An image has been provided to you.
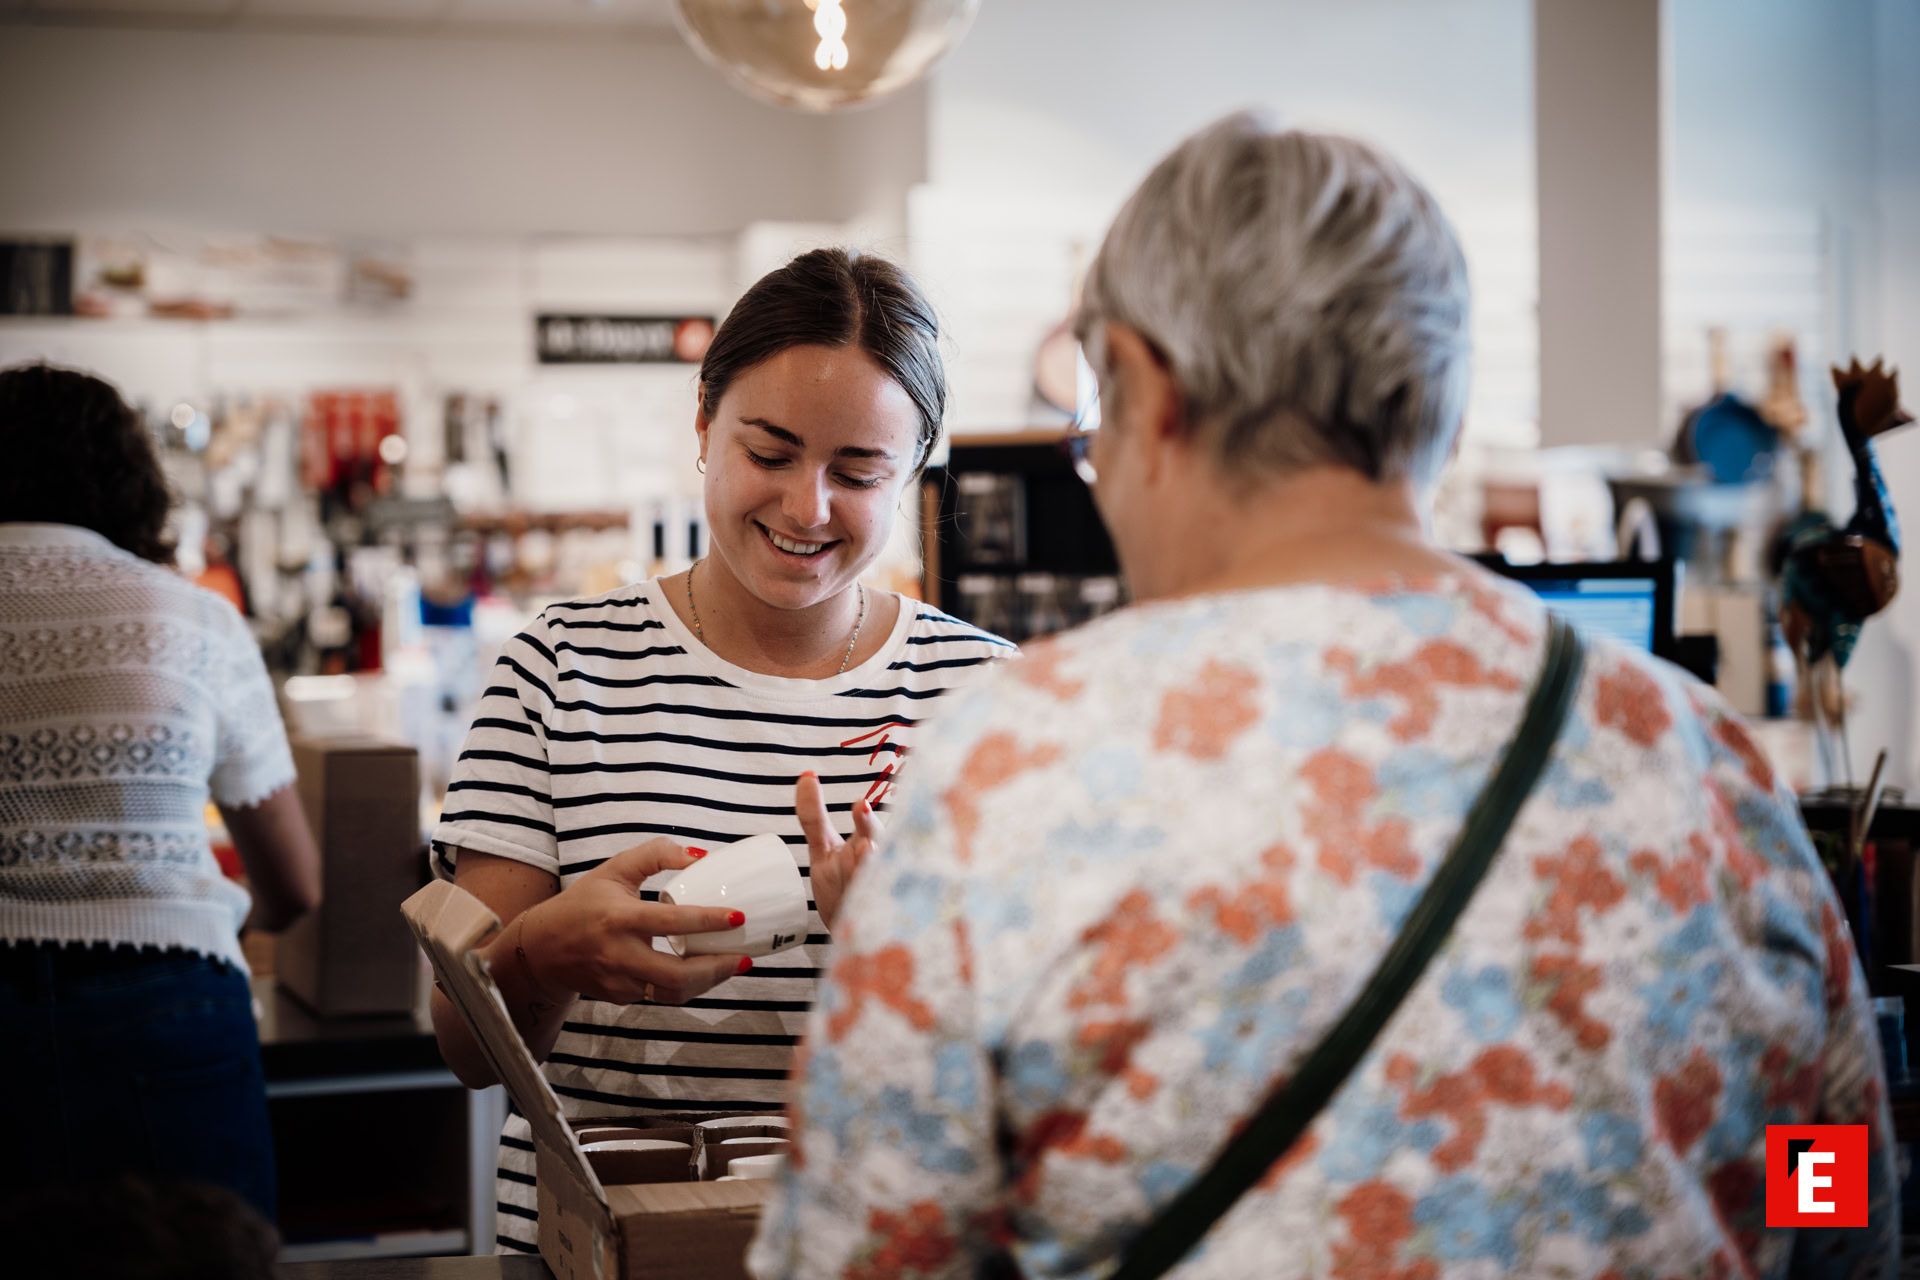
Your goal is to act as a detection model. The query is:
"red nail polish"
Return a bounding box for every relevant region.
[728,911,745,928]
[688,847,708,858]
[736,957,754,975]
[802,771,817,781]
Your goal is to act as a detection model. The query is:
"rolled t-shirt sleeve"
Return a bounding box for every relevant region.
[207,594,297,810]
[431,615,562,879]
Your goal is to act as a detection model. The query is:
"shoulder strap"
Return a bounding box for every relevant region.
[1106,613,1587,1280]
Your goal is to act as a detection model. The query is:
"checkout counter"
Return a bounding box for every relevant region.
[258,971,503,1263]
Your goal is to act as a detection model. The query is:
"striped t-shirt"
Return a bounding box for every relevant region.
[428,579,1013,1254]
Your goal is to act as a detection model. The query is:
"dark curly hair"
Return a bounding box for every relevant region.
[0,362,176,565]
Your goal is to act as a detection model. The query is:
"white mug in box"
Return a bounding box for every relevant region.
[660,833,809,959]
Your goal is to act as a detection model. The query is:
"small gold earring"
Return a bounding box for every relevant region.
[696,457,707,474]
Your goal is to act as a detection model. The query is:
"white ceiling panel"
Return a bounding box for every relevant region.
[242,0,447,20]
[25,0,239,14]
[443,0,676,27]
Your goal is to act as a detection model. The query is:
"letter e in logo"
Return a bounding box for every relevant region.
[1765,1124,1869,1228]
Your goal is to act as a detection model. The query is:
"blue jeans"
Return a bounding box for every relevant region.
[0,941,277,1221]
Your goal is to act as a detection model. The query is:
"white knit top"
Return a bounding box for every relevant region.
[0,523,296,970]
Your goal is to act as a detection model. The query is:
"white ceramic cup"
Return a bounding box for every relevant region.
[659,833,810,959]
[726,1153,786,1180]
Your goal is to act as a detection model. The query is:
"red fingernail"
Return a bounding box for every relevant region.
[728,911,745,928]
[736,957,754,974]
[802,771,817,781]
[688,847,708,858]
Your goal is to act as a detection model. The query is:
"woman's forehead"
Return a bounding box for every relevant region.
[721,345,921,453]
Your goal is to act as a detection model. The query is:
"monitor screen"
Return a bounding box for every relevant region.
[1517,575,1661,652]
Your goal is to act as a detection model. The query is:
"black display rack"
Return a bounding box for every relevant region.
[920,430,1125,644]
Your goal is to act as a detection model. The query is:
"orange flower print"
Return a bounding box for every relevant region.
[1329,639,1523,741]
[1384,1045,1571,1171]
[1713,714,1776,792]
[1759,1042,1820,1115]
[1153,659,1261,760]
[1012,1110,1129,1203]
[843,1201,959,1280]
[1300,749,1418,885]
[1593,659,1672,748]
[1529,953,1612,1051]
[1068,889,1179,1009]
[1010,638,1085,701]
[1256,1129,1319,1190]
[1628,836,1712,916]
[1330,1179,1436,1280]
[827,944,939,1043]
[1075,1017,1163,1100]
[1654,1047,1723,1155]
[1820,900,1853,1011]
[942,732,1063,862]
[1187,842,1296,942]
[1707,1157,1764,1259]
[1526,836,1627,947]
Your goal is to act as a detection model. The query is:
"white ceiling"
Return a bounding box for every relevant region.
[2,0,681,31]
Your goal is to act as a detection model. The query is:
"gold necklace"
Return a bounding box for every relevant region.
[685,559,867,676]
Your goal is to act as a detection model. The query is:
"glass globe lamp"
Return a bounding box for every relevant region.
[674,0,980,113]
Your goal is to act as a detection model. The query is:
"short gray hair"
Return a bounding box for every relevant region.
[1075,112,1472,488]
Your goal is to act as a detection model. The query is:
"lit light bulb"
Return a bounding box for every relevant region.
[674,0,979,113]
[813,0,847,72]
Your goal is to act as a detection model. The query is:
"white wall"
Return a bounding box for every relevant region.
[0,22,923,237]
[912,0,1538,439]
[1863,0,1920,795]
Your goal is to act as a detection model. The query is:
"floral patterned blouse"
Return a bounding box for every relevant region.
[748,576,1896,1280]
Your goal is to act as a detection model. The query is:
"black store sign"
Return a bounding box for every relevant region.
[536,313,716,365]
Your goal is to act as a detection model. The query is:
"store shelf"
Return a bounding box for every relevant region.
[279,1230,469,1264]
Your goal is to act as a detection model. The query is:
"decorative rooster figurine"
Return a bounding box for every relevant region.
[1778,358,1915,669]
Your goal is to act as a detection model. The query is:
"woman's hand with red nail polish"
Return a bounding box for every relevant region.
[796,775,888,931]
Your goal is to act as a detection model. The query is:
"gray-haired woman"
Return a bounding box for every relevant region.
[750,114,1895,1279]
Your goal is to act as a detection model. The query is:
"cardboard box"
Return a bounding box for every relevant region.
[278,737,422,1015]
[402,880,770,1280]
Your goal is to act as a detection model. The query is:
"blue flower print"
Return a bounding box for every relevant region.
[1414,1174,1525,1267]
[932,1042,980,1111]
[1376,748,1487,820]
[1545,756,1615,808]
[1079,745,1142,806]
[1197,976,1310,1080]
[1140,1160,1194,1211]
[800,1047,866,1150]
[1441,964,1522,1043]
[1640,958,1725,1041]
[1317,1092,1442,1182]
[1370,870,1424,932]
[889,871,949,936]
[1004,1040,1072,1114]
[869,1084,977,1175]
[1703,1037,1767,1162]
[1537,1168,1654,1243]
[1379,593,1459,637]
[1579,1111,1643,1174]
[1268,683,1346,751]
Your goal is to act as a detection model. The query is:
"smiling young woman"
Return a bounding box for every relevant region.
[425,248,1015,1257]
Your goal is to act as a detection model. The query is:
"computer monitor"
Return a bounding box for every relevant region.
[1476,557,1677,659]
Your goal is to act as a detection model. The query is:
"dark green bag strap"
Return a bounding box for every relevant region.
[1106,613,1586,1280]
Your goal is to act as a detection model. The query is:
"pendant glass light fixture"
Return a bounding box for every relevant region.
[674,0,981,113]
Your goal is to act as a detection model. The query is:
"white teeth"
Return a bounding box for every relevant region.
[767,530,826,555]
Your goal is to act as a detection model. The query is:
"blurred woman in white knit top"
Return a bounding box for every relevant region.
[0,362,321,1220]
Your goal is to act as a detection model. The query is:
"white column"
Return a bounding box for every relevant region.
[1534,0,1666,447]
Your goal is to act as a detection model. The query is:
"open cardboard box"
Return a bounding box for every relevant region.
[402,880,770,1280]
